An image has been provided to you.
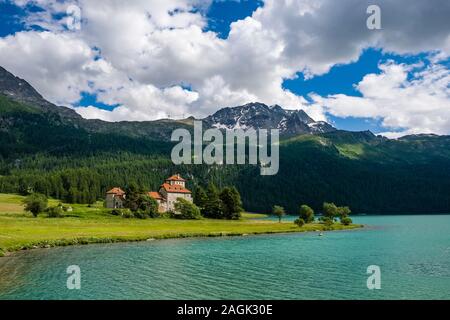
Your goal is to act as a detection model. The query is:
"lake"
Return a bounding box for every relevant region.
[0,215,449,300]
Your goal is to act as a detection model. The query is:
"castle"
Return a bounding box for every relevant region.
[105,174,192,212]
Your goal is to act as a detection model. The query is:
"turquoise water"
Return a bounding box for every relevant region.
[0,215,449,300]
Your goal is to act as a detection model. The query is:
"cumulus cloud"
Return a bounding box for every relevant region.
[78,83,199,121]
[0,31,97,105]
[0,0,448,134]
[312,61,450,137]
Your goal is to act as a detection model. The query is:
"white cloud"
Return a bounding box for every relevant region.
[0,0,449,132]
[312,61,450,136]
[0,31,96,105]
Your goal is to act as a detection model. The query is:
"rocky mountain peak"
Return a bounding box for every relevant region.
[0,66,46,107]
[202,102,336,136]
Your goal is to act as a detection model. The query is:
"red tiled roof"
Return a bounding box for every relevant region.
[166,174,186,182]
[148,191,163,200]
[160,183,191,194]
[106,187,125,195]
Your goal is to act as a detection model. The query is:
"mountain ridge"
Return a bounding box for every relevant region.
[2,66,449,142]
[0,66,346,139]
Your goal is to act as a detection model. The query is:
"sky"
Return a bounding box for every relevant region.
[0,0,449,137]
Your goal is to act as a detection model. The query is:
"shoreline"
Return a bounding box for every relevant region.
[0,223,363,257]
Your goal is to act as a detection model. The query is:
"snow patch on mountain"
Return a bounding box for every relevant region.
[203,102,336,136]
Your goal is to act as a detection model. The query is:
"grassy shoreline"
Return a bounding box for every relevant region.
[0,220,363,257]
[0,194,363,257]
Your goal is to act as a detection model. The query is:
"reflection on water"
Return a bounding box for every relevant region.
[0,215,449,300]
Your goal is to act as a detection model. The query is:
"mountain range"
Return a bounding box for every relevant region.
[1,66,450,214]
[0,66,335,138]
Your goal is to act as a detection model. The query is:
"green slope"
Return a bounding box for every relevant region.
[1,94,450,214]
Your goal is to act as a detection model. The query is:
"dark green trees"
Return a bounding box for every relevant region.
[193,186,208,212]
[123,183,158,218]
[136,195,159,217]
[203,183,223,219]
[196,183,243,220]
[220,187,243,220]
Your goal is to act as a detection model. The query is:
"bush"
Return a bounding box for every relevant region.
[46,206,64,218]
[321,216,334,228]
[294,218,305,227]
[341,216,353,226]
[147,209,161,219]
[122,210,133,219]
[110,209,121,216]
[174,198,202,220]
[133,210,149,219]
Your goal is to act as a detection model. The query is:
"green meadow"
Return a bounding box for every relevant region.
[0,194,361,256]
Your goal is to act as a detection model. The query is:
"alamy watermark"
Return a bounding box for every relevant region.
[366,265,381,290]
[66,265,81,290]
[367,5,381,30]
[171,121,279,176]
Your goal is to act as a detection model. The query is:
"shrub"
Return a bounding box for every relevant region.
[133,210,149,219]
[174,198,202,220]
[121,209,133,218]
[341,217,353,226]
[46,206,64,218]
[294,218,305,227]
[110,209,121,216]
[321,216,334,229]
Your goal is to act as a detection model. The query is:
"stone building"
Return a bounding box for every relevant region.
[105,175,192,212]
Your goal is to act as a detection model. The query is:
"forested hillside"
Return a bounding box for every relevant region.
[1,68,450,214]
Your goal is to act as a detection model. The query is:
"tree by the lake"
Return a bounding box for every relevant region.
[322,203,353,226]
[337,206,352,225]
[23,193,48,217]
[323,202,338,220]
[299,204,315,223]
[137,194,159,217]
[203,183,223,219]
[123,182,142,212]
[337,206,351,219]
[220,186,243,220]
[174,198,202,220]
[193,185,208,212]
[273,205,286,223]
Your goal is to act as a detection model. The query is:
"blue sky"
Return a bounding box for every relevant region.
[0,0,448,136]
